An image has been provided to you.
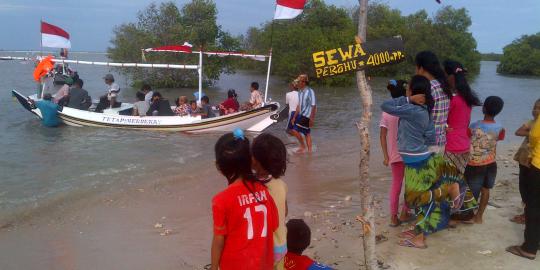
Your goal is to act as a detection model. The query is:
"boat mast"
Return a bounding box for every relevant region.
[198,48,203,104]
[264,49,272,104]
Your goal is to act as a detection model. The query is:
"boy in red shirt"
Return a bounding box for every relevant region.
[211,129,279,270]
[284,219,333,270]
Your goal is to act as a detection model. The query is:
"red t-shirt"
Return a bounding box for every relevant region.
[220,97,239,114]
[284,252,333,270]
[212,180,278,270]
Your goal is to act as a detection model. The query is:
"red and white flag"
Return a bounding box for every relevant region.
[274,0,307,19]
[143,42,193,53]
[41,21,71,49]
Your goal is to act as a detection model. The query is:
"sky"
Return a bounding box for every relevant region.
[0,0,538,53]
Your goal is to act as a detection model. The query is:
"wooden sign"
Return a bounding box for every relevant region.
[312,37,405,78]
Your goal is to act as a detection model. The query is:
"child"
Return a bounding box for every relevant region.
[379,79,410,226]
[200,96,216,119]
[381,75,463,249]
[252,133,288,269]
[189,100,199,115]
[464,96,505,224]
[511,99,540,224]
[211,129,279,270]
[284,219,333,270]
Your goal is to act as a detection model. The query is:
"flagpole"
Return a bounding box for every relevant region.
[39,18,44,99]
[264,6,277,104]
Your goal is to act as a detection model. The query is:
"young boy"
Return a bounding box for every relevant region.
[284,219,332,270]
[464,96,505,224]
[200,96,216,119]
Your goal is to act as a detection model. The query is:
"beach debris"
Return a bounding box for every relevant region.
[377,260,390,269]
[160,229,172,236]
[304,211,313,218]
[154,223,164,228]
[137,188,144,193]
[356,215,372,235]
[477,249,492,255]
[161,216,167,220]
[344,195,352,201]
[375,234,388,244]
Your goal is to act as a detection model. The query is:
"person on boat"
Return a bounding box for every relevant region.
[219,89,239,115]
[141,83,153,106]
[29,93,60,127]
[174,96,190,116]
[290,74,317,154]
[242,82,263,110]
[285,79,299,135]
[189,100,200,115]
[53,76,73,105]
[66,79,91,110]
[146,92,174,116]
[132,91,149,116]
[199,96,216,119]
[103,73,120,108]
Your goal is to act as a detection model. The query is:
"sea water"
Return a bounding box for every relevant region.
[0,52,539,224]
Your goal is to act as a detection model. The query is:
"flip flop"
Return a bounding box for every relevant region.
[506,245,535,260]
[398,230,417,239]
[398,238,427,249]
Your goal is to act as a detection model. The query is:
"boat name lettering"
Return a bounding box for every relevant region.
[102,116,161,125]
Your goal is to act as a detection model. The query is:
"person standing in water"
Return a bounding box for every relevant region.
[291,74,317,154]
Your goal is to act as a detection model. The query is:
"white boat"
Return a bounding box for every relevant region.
[6,46,287,132]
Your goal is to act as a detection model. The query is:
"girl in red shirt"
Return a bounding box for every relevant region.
[211,129,279,270]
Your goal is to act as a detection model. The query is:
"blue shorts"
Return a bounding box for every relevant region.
[464,162,497,199]
[293,115,311,135]
[286,111,296,130]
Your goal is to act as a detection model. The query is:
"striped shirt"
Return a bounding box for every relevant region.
[430,80,449,146]
[298,87,316,118]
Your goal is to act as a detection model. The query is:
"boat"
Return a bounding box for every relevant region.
[6,46,287,133]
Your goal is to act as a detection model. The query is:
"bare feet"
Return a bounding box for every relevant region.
[398,233,427,249]
[399,212,413,223]
[473,215,483,224]
[390,215,401,227]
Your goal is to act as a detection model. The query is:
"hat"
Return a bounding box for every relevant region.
[103,74,115,81]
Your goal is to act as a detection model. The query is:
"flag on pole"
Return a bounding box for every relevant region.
[41,21,71,49]
[274,0,307,19]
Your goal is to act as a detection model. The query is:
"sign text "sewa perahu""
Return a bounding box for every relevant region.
[312,37,405,78]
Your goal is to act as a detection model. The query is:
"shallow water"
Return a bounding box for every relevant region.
[0,53,539,224]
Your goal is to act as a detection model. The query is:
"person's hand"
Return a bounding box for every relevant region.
[383,157,389,166]
[291,117,296,125]
[409,94,426,105]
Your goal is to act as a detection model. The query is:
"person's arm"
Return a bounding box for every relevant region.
[380,126,390,166]
[291,105,300,125]
[380,96,414,119]
[210,234,225,270]
[515,123,530,137]
[530,118,540,151]
[309,105,317,127]
[132,106,139,116]
[425,119,436,146]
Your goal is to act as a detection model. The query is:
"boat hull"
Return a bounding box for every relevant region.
[12,90,280,132]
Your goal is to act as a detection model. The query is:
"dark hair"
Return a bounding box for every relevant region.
[175,97,180,106]
[443,60,481,107]
[201,96,210,103]
[141,83,152,92]
[74,78,84,87]
[251,82,259,90]
[410,75,434,114]
[252,133,287,178]
[215,133,254,184]
[227,89,237,99]
[152,92,162,99]
[136,91,145,101]
[415,51,451,98]
[483,96,504,117]
[189,100,197,105]
[286,219,311,254]
[43,93,53,101]
[387,79,407,98]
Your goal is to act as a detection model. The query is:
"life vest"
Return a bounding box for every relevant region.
[33,55,54,82]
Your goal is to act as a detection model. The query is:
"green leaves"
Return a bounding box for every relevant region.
[498,33,540,76]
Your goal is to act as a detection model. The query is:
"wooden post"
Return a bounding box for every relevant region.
[356,0,376,269]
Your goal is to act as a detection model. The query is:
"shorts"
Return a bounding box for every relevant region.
[293,115,310,135]
[464,162,497,199]
[286,111,296,130]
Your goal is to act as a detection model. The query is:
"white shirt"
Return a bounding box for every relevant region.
[285,90,299,115]
[144,91,153,105]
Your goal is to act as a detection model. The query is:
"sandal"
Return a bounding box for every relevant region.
[506,245,535,260]
[450,191,465,213]
[398,230,417,239]
[398,238,427,249]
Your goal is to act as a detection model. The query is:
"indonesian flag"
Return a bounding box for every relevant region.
[274,0,307,19]
[41,21,71,49]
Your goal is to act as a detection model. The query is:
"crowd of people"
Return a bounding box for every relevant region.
[378,50,539,260]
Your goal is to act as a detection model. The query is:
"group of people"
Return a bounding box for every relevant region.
[285,74,317,154]
[210,129,332,270]
[379,50,539,259]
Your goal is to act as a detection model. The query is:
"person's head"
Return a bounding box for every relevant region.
[103,73,114,84]
[73,78,83,88]
[443,60,481,107]
[482,96,504,118]
[151,92,162,101]
[290,79,299,91]
[286,219,311,255]
[250,82,259,92]
[214,129,253,184]
[415,51,451,98]
[408,75,434,113]
[251,133,287,178]
[43,93,53,101]
[227,89,237,99]
[532,99,540,119]
[141,83,152,93]
[201,96,210,104]
[297,74,309,88]
[386,79,407,98]
[190,100,197,110]
[136,91,145,101]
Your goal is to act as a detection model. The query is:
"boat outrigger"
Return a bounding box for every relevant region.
[5,46,286,133]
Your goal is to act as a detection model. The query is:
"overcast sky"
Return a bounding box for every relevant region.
[0,0,538,53]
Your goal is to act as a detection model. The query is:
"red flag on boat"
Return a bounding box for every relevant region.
[41,21,71,49]
[274,0,307,19]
